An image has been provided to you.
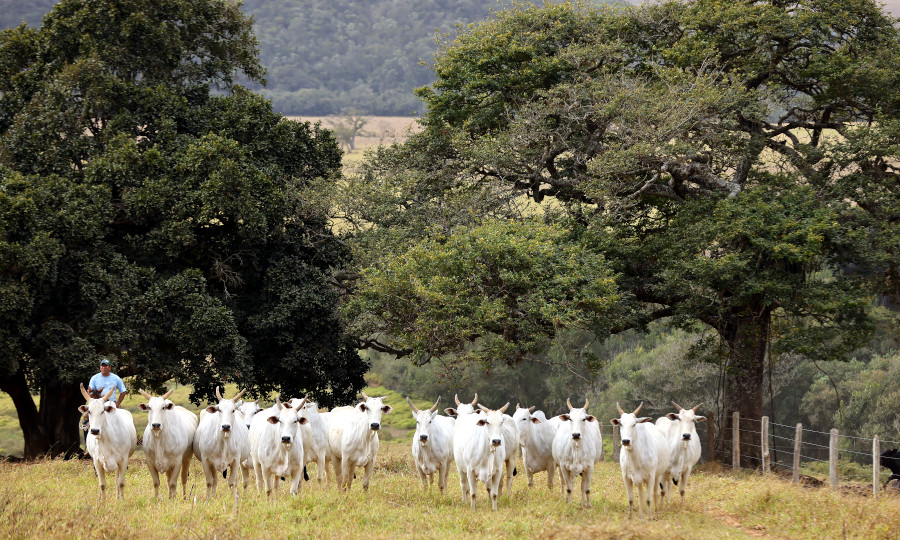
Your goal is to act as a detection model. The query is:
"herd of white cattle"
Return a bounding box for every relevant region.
[77,384,705,517]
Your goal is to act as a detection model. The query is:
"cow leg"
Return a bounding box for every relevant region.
[361,459,375,491]
[680,469,689,500]
[290,466,302,496]
[95,461,107,500]
[202,459,216,500]
[241,461,251,491]
[466,468,478,510]
[636,481,647,520]
[438,463,448,495]
[490,471,503,511]
[147,461,161,498]
[166,466,179,500]
[559,467,573,504]
[116,460,127,501]
[253,458,264,494]
[181,452,192,499]
[227,459,238,492]
[581,466,593,508]
[646,472,656,520]
[624,475,635,519]
[457,467,469,504]
[504,459,514,497]
[417,466,427,490]
[341,459,355,491]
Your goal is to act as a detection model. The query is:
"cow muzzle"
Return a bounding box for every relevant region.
[281,436,292,444]
[151,423,162,430]
[419,434,428,445]
[621,439,631,448]
[491,438,502,447]
[221,424,231,432]
[370,423,380,431]
[572,432,581,440]
[90,428,100,436]
[682,433,691,440]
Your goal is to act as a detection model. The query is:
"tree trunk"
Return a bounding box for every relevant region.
[0,370,50,459]
[39,378,85,458]
[720,307,770,469]
[0,370,85,459]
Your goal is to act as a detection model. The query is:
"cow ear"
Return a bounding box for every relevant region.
[358,403,368,412]
[530,417,541,424]
[610,418,620,426]
[586,415,596,422]
[667,413,678,421]
[696,416,707,422]
[559,414,570,422]
[165,402,175,410]
[381,405,392,414]
[476,419,487,426]
[206,406,218,414]
[78,405,88,414]
[104,404,116,413]
[267,416,279,424]
[298,417,308,425]
[138,403,149,411]
[444,408,457,417]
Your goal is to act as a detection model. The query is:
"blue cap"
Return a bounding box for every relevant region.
[100,358,110,366]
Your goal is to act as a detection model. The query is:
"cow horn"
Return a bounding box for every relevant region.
[498,402,509,413]
[478,404,490,414]
[528,406,535,413]
[102,386,115,401]
[139,389,153,400]
[429,396,440,414]
[567,398,573,411]
[361,391,370,400]
[672,401,684,411]
[162,389,174,400]
[455,394,461,405]
[616,402,625,415]
[470,393,478,406]
[406,397,420,414]
[633,402,643,415]
[293,396,308,411]
[233,389,246,401]
[80,383,92,401]
[583,398,589,410]
[692,403,703,412]
[215,386,223,401]
[275,395,283,410]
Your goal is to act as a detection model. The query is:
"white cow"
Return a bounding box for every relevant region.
[289,398,330,484]
[137,389,198,499]
[498,408,520,497]
[656,401,705,501]
[238,400,262,430]
[610,402,671,519]
[193,386,249,499]
[513,405,559,489]
[327,392,393,490]
[444,393,481,418]
[552,398,601,508]
[249,396,308,498]
[408,396,455,494]
[455,402,509,511]
[78,383,137,500]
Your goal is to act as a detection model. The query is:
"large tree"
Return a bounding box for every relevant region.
[342,0,899,465]
[0,0,367,459]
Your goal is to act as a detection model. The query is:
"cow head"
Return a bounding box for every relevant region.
[512,404,538,446]
[445,393,480,418]
[610,402,651,452]
[239,400,262,430]
[559,398,596,446]
[205,386,246,438]
[137,389,176,436]
[477,402,510,449]
[266,396,308,445]
[666,402,705,445]
[358,392,392,432]
[408,396,440,447]
[78,383,117,439]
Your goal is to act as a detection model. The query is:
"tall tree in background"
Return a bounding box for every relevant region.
[0,0,367,458]
[342,0,900,465]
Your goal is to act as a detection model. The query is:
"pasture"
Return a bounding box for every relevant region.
[1,382,898,538]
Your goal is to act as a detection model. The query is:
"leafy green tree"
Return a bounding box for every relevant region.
[344,0,900,465]
[0,0,366,458]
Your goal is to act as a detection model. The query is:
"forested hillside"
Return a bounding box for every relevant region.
[1,0,609,115]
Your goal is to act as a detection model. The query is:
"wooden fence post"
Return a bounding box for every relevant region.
[732,411,740,471]
[873,435,880,499]
[613,423,620,463]
[793,423,802,484]
[829,428,839,489]
[706,413,715,464]
[599,422,605,461]
[761,416,770,474]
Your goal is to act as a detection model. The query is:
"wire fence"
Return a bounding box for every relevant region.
[596,411,895,496]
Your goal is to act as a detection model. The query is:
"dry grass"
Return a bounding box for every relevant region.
[0,441,898,539]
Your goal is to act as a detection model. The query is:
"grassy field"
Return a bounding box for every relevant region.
[1,441,898,539]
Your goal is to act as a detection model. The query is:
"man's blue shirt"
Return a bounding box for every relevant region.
[88,373,126,401]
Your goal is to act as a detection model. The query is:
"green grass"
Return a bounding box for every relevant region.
[0,443,898,539]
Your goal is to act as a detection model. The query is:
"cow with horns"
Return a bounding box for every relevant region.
[326,391,393,490]
[552,398,601,508]
[408,396,455,494]
[137,389,199,499]
[656,402,705,502]
[610,402,671,519]
[79,383,137,500]
[249,396,309,498]
[193,386,249,499]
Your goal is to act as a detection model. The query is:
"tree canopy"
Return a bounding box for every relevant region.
[0,0,366,458]
[342,0,900,465]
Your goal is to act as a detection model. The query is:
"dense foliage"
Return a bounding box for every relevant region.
[343,0,900,465]
[0,0,366,458]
